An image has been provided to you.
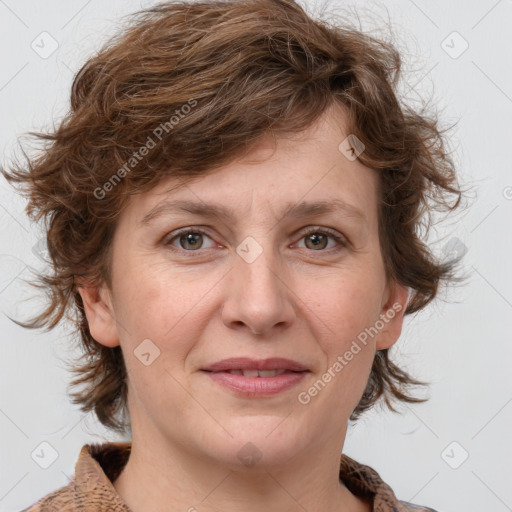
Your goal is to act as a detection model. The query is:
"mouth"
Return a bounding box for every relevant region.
[201,358,309,396]
[201,357,309,373]
[209,369,298,377]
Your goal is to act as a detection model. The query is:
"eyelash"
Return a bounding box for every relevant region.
[163,227,348,256]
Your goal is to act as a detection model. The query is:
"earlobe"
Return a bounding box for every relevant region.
[375,282,409,350]
[76,281,120,348]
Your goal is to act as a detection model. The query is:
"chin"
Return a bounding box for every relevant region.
[201,417,307,469]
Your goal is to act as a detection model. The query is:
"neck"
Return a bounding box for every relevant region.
[112,429,371,512]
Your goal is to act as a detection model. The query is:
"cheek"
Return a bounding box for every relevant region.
[113,258,217,357]
[305,267,384,395]
[312,281,380,406]
[309,269,385,340]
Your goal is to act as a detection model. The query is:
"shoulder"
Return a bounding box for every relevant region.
[19,442,133,512]
[339,453,440,512]
[397,500,440,511]
[19,484,74,512]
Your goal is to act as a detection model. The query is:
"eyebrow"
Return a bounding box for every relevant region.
[139,198,367,227]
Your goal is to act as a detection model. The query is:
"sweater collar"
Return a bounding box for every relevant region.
[73,442,409,512]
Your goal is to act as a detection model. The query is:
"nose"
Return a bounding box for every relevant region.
[221,246,296,336]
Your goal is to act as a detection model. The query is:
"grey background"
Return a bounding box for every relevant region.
[1,1,511,511]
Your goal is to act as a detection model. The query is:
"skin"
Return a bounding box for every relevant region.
[78,102,409,512]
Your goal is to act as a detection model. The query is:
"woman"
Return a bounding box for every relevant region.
[3,0,462,510]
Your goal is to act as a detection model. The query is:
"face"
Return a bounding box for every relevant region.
[79,102,408,469]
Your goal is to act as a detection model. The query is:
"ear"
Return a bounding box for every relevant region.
[375,281,410,350]
[76,279,120,348]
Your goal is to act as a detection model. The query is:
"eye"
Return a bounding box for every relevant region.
[164,227,348,255]
[165,229,217,252]
[295,227,347,252]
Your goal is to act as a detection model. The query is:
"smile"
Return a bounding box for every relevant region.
[218,369,290,377]
[202,369,308,396]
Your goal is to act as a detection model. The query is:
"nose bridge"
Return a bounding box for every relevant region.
[239,240,280,294]
[222,235,295,334]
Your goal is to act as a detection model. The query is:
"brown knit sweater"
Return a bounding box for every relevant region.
[20,442,438,511]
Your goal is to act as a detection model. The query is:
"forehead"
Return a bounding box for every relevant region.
[120,104,379,228]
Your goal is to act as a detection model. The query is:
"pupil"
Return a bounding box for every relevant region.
[308,233,326,249]
[183,233,201,249]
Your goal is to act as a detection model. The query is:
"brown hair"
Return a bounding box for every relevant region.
[2,0,463,434]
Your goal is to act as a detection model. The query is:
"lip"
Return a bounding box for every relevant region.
[201,358,309,397]
[204,371,308,397]
[201,357,309,372]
